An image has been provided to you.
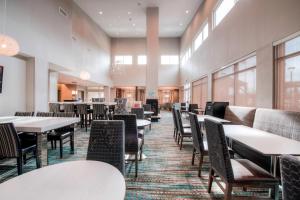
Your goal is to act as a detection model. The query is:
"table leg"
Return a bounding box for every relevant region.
[36,133,48,168]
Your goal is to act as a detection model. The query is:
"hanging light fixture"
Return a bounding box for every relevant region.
[0,0,20,56]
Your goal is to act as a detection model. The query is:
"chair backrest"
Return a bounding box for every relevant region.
[171,107,178,130]
[63,104,75,113]
[76,104,88,115]
[36,112,54,117]
[93,104,106,115]
[131,108,144,119]
[113,114,138,153]
[188,104,199,113]
[253,108,300,141]
[224,106,256,127]
[175,109,184,134]
[143,104,151,111]
[146,99,159,116]
[280,155,300,200]
[189,112,205,153]
[54,112,75,117]
[87,120,125,174]
[204,101,213,115]
[49,103,60,113]
[92,98,100,102]
[0,123,20,158]
[204,119,234,182]
[15,112,34,116]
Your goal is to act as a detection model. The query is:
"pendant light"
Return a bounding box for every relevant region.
[0,0,20,56]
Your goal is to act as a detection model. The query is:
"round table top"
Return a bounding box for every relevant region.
[0,161,126,200]
[137,119,151,127]
[144,111,154,115]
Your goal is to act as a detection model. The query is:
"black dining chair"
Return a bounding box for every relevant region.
[87,120,125,175]
[131,108,144,120]
[188,104,199,114]
[93,104,107,120]
[36,112,54,117]
[63,104,75,114]
[113,114,143,177]
[15,112,34,116]
[280,155,300,200]
[189,112,208,177]
[143,104,151,112]
[204,119,279,200]
[175,109,192,150]
[0,123,38,175]
[77,104,89,132]
[47,112,75,158]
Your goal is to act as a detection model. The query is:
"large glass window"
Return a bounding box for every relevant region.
[184,83,191,103]
[194,22,209,51]
[276,35,300,111]
[214,0,239,27]
[213,55,256,106]
[192,76,208,110]
[114,55,132,65]
[161,55,179,65]
[138,55,147,65]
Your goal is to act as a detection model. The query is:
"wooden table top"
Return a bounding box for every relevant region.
[223,125,300,156]
[0,116,80,133]
[0,161,126,200]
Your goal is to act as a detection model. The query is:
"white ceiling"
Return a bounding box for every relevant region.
[74,0,203,38]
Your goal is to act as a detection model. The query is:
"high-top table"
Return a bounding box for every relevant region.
[223,125,300,176]
[0,116,80,167]
[197,115,231,124]
[0,161,126,200]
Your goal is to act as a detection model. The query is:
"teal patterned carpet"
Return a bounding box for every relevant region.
[0,111,275,199]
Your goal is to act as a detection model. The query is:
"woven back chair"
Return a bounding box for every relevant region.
[93,104,107,119]
[87,120,125,174]
[143,104,151,111]
[36,112,54,117]
[15,112,34,116]
[171,107,179,139]
[280,155,300,200]
[131,108,144,119]
[76,104,89,131]
[99,98,105,102]
[189,104,199,114]
[63,104,75,113]
[49,103,60,113]
[92,98,100,102]
[54,112,76,118]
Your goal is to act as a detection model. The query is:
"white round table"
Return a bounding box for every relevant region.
[0,161,126,200]
[137,119,151,128]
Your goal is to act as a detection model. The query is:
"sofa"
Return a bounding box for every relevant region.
[224,106,300,174]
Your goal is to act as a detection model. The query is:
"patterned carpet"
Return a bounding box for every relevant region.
[0,111,275,199]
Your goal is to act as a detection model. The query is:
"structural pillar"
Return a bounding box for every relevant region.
[146,7,159,98]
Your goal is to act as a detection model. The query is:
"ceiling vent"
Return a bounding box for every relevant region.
[59,6,68,17]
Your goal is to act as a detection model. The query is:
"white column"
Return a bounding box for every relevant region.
[48,71,59,102]
[146,7,159,99]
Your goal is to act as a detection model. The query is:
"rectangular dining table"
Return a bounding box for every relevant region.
[223,125,300,176]
[0,116,80,167]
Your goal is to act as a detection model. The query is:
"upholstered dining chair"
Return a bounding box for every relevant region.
[36,112,54,117]
[47,112,75,158]
[175,109,192,150]
[87,120,125,175]
[0,123,38,175]
[113,114,143,177]
[131,108,144,120]
[204,119,279,200]
[280,155,300,200]
[189,112,208,177]
[63,104,75,114]
[143,104,151,111]
[77,104,89,132]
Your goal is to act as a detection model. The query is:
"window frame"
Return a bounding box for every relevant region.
[213,0,239,29]
[193,20,209,52]
[114,55,133,65]
[161,55,179,65]
[137,55,147,65]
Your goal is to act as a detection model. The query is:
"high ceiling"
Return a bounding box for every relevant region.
[74,0,203,38]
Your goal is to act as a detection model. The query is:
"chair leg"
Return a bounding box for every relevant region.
[274,184,279,200]
[59,139,63,159]
[180,136,183,150]
[224,183,232,200]
[85,114,88,132]
[198,154,204,177]
[70,133,74,154]
[139,146,143,161]
[135,153,138,177]
[192,148,196,165]
[54,141,57,149]
[17,156,23,175]
[208,168,214,193]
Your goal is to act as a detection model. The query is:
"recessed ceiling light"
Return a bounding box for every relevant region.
[99,11,103,15]
[128,11,131,15]
[132,23,136,27]
[185,10,189,14]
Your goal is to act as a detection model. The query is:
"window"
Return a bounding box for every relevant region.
[138,55,147,65]
[213,55,256,106]
[214,0,239,27]
[114,55,132,65]
[161,55,179,65]
[276,35,300,111]
[194,22,209,51]
[184,83,191,103]
[192,76,208,109]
